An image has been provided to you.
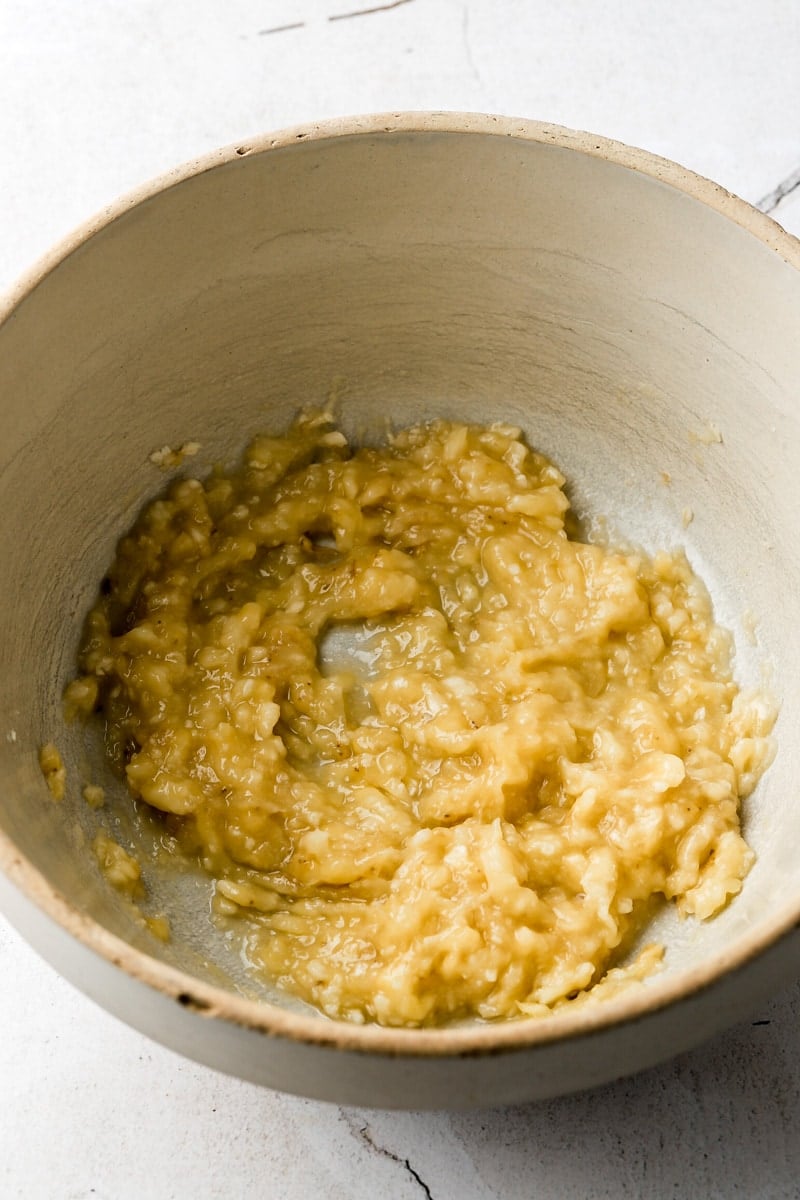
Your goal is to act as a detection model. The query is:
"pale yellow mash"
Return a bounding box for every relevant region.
[68,411,775,1025]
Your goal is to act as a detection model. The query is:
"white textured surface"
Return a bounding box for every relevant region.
[2,3,800,1197]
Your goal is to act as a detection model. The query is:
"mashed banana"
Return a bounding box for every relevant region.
[68,411,775,1025]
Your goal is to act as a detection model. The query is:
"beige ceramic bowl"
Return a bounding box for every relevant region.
[2,113,800,1110]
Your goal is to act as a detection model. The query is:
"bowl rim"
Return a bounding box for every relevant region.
[2,110,800,1058]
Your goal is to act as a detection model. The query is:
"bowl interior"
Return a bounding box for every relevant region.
[2,120,799,1018]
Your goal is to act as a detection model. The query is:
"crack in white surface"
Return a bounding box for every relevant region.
[258,0,414,35]
[329,0,416,20]
[258,21,306,36]
[756,164,800,214]
[342,1111,435,1199]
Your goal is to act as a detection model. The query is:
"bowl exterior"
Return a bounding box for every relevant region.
[2,113,800,1106]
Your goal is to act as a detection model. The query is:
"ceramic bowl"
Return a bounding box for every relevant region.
[2,113,800,1109]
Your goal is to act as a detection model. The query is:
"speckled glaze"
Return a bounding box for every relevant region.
[1,113,800,1108]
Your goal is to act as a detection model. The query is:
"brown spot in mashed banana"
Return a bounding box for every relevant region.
[67,411,776,1026]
